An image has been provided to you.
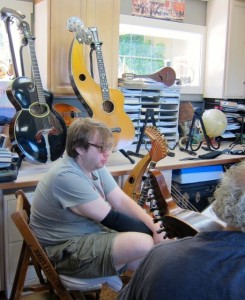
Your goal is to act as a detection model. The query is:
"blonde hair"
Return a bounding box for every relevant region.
[66,118,113,157]
[212,160,245,232]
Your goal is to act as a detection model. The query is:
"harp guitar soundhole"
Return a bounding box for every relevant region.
[102,100,114,113]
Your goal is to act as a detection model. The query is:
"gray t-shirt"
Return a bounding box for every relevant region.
[29,155,117,247]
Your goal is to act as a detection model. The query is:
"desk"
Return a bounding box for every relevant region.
[0,142,244,190]
[0,142,244,297]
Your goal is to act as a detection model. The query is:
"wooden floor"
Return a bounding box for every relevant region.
[0,286,117,300]
[99,286,118,300]
[0,273,133,300]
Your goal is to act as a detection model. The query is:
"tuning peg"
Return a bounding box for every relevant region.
[149,199,158,209]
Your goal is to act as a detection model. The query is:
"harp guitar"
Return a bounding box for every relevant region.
[123,126,168,204]
[67,17,135,150]
[147,169,224,239]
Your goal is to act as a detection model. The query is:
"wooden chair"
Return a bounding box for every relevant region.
[10,190,123,300]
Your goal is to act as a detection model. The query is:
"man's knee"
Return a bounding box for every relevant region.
[132,232,154,253]
[112,232,154,271]
[113,232,154,258]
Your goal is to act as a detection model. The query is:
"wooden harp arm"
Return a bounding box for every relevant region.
[149,169,177,211]
[123,153,151,201]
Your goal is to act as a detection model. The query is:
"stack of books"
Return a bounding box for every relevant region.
[0,148,19,167]
[0,148,19,182]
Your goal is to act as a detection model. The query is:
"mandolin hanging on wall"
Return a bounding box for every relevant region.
[53,103,87,127]
[122,67,176,87]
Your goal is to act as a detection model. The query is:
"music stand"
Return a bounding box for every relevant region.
[127,108,157,158]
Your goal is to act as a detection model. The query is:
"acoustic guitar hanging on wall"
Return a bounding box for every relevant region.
[1,8,67,164]
[67,17,135,150]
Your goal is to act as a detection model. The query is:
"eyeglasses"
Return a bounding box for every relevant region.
[87,143,111,153]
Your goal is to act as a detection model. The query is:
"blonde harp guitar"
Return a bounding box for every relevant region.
[67,17,135,150]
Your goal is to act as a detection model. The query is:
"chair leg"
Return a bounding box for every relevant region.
[10,242,32,300]
[83,289,101,300]
[95,289,101,300]
[69,290,86,300]
[10,242,54,299]
[30,253,46,285]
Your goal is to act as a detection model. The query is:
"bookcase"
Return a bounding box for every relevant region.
[121,85,180,149]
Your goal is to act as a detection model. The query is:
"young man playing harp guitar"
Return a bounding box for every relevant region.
[118,160,245,299]
[29,118,165,286]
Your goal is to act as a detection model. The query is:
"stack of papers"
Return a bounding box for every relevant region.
[0,148,12,168]
[221,131,236,138]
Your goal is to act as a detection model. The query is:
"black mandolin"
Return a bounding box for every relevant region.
[1,8,67,164]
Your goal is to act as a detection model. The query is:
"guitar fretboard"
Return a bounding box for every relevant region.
[23,21,46,105]
[89,27,110,101]
[28,39,46,104]
[95,45,110,100]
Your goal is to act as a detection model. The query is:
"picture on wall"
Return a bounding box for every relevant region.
[132,0,185,22]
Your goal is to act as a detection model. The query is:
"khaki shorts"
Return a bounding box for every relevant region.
[45,232,120,278]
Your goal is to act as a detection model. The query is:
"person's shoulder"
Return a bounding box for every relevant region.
[96,166,111,176]
[50,156,81,178]
[58,155,80,171]
[146,236,196,257]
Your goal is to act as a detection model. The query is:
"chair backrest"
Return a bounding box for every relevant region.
[11,190,75,300]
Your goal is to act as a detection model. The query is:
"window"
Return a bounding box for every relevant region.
[0,20,16,81]
[0,15,29,80]
[0,15,31,127]
[0,19,19,126]
[119,34,166,76]
[119,14,206,94]
[0,2,34,128]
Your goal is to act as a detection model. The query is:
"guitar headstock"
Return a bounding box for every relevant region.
[67,16,84,33]
[144,126,168,163]
[20,21,34,41]
[1,8,33,44]
[0,7,25,23]
[67,16,92,45]
[88,27,101,45]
